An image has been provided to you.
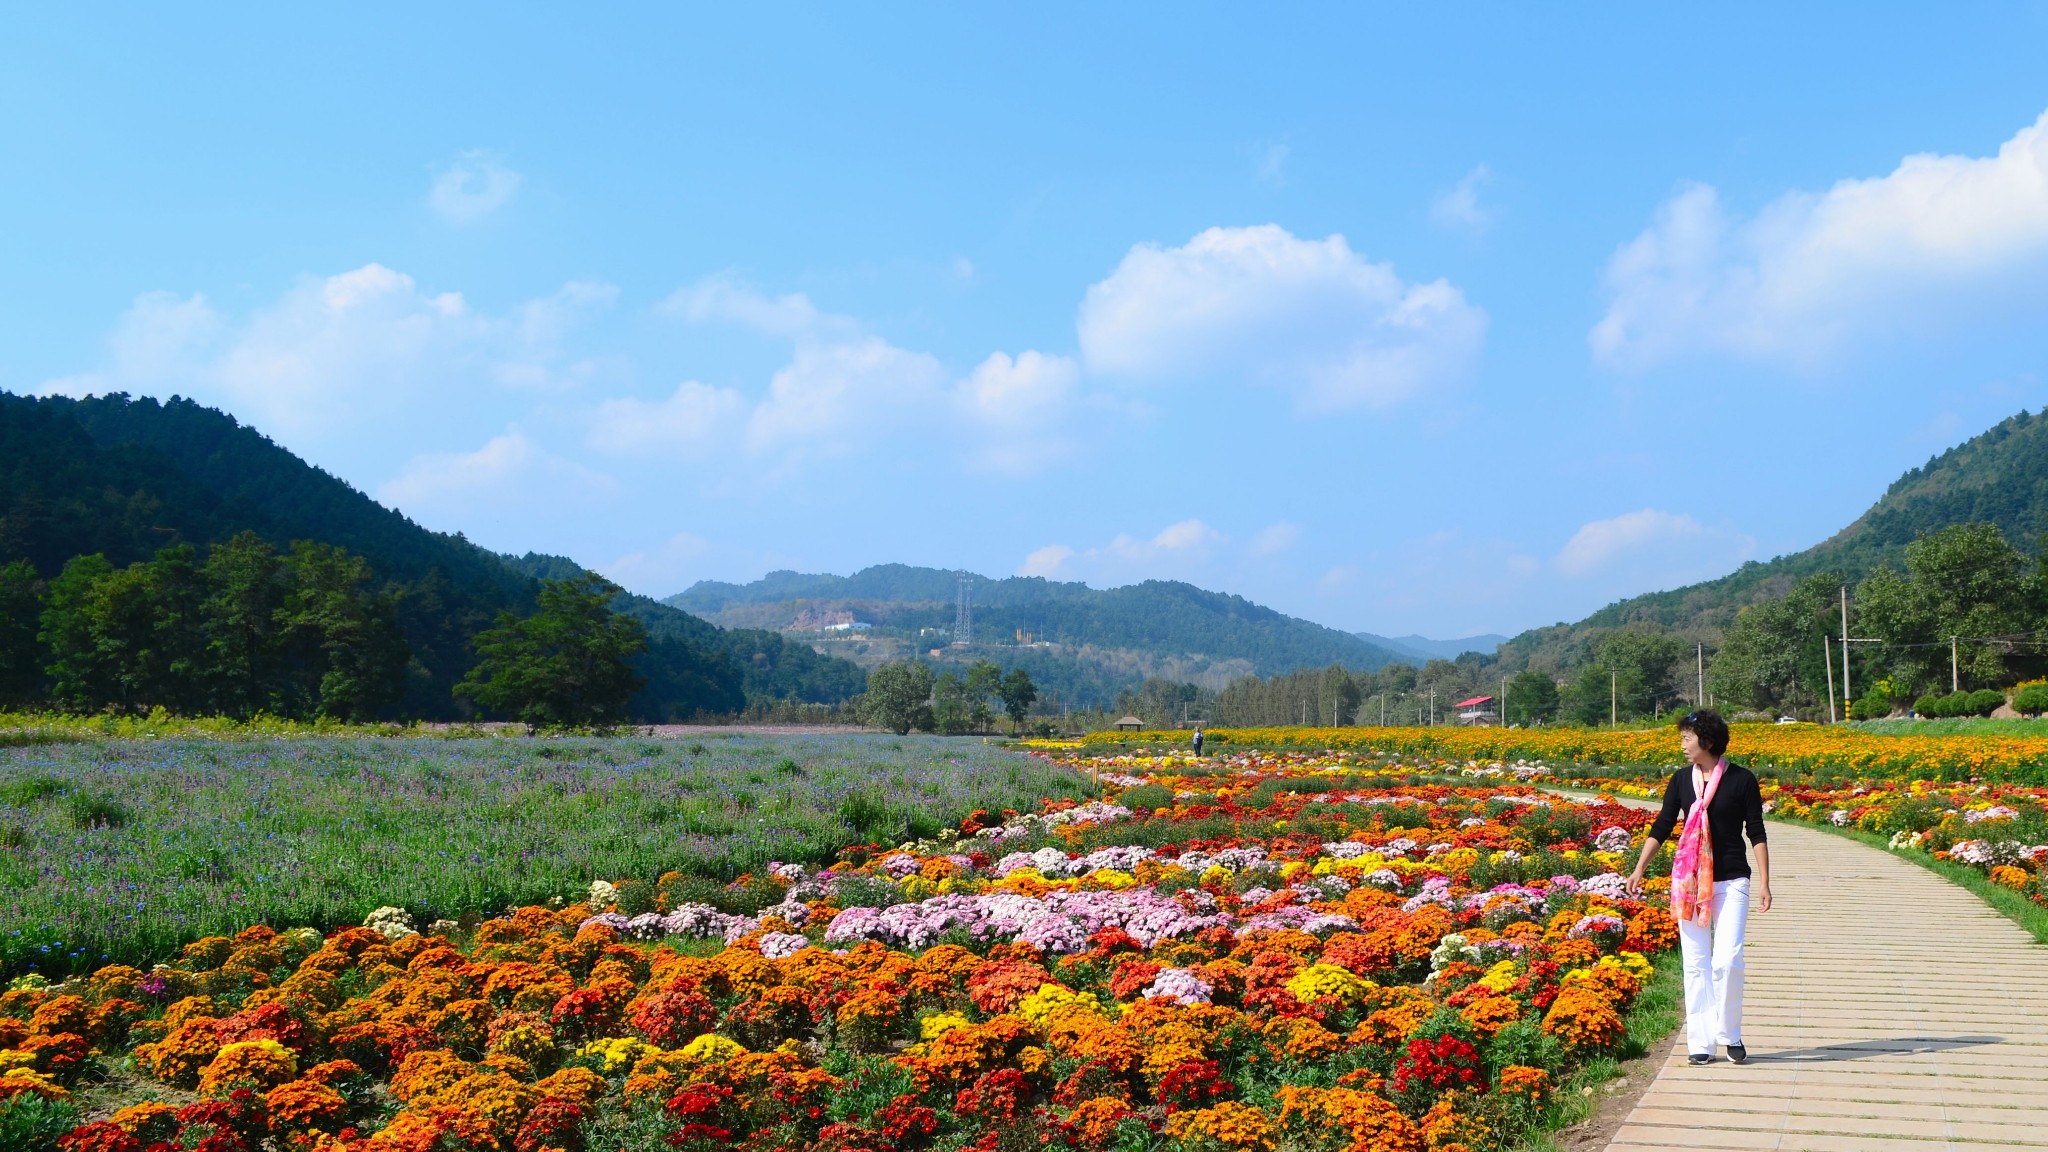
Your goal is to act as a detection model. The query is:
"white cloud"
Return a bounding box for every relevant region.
[658,276,836,338]
[1150,519,1220,551]
[1249,522,1300,556]
[1430,165,1494,234]
[1555,509,1704,576]
[39,290,222,399]
[746,337,948,451]
[958,350,1078,429]
[1077,224,1486,411]
[495,281,620,390]
[1015,520,1223,584]
[1257,143,1290,186]
[954,350,1083,475]
[604,532,715,595]
[587,381,745,457]
[44,264,618,445]
[1018,544,1075,578]
[210,264,478,434]
[429,151,522,224]
[1592,108,2048,371]
[379,429,615,524]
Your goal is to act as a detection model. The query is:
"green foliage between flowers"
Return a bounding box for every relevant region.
[0,1094,78,1152]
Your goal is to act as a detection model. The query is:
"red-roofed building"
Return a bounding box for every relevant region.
[1454,694,1496,726]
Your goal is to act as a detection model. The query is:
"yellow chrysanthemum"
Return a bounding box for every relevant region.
[679,1033,747,1062]
[1477,959,1521,993]
[1018,983,1106,1025]
[1283,963,1370,1006]
[920,1011,971,1040]
[577,1036,658,1074]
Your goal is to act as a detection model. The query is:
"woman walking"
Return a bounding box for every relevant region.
[1625,709,1772,1065]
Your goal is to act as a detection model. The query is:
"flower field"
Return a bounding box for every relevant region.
[14,747,1678,1152]
[0,734,1089,978]
[1082,724,2048,784]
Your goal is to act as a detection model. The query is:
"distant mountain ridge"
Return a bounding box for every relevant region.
[1355,632,1507,662]
[1494,407,2048,672]
[669,565,1411,705]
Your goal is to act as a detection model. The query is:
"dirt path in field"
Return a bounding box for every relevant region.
[1595,803,2048,1152]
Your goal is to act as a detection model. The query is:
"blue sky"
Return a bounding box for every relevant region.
[7,5,2048,639]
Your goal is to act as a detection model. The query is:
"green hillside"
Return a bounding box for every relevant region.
[1494,406,2048,676]
[0,391,861,718]
[670,564,1406,708]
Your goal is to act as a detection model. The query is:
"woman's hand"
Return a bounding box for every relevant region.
[1625,871,1645,900]
[1758,883,1772,912]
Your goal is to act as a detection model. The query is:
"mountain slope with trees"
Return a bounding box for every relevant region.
[1499,408,2048,671]
[1474,408,2048,721]
[0,391,861,719]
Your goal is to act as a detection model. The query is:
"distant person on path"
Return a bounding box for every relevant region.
[1625,709,1772,1066]
[1191,728,1204,756]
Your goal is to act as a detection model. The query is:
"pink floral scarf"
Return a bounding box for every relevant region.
[1669,758,1726,928]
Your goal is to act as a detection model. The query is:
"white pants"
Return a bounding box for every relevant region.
[1678,877,1749,1055]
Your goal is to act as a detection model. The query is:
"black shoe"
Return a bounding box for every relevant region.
[1687,1053,1712,1066]
[1726,1044,1748,1065]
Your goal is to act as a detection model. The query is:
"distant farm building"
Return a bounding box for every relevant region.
[1454,695,1497,725]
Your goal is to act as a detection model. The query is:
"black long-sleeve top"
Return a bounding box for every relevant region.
[1647,762,1768,881]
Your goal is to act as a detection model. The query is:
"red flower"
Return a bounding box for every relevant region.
[631,986,721,1047]
[58,1122,144,1152]
[665,1083,737,1147]
[1392,1035,1483,1096]
[876,1095,939,1146]
[1156,1059,1232,1113]
[956,1068,1031,1123]
[516,1094,595,1152]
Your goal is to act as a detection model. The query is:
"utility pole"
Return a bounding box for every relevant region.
[1951,636,1960,693]
[1610,671,1617,726]
[1823,637,1837,723]
[1380,693,1386,726]
[1696,643,1705,708]
[1500,675,1507,727]
[1429,689,1435,726]
[1839,585,1851,707]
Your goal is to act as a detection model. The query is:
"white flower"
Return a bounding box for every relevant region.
[759,932,811,960]
[364,906,417,939]
[587,880,621,909]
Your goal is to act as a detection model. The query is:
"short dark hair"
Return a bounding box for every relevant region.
[1678,709,1730,756]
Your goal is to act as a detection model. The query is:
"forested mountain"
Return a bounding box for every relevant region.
[670,565,1406,708]
[1433,407,2048,725]
[1494,408,2048,678]
[0,391,861,719]
[500,553,863,707]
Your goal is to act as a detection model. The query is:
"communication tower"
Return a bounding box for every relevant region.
[952,574,972,647]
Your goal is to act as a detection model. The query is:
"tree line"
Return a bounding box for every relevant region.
[1709,522,2048,718]
[0,533,659,727]
[858,659,1039,735]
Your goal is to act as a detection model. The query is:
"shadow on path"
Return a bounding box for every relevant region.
[1749,1035,2004,1063]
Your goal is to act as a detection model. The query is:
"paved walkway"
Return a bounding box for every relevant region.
[1600,808,2048,1152]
